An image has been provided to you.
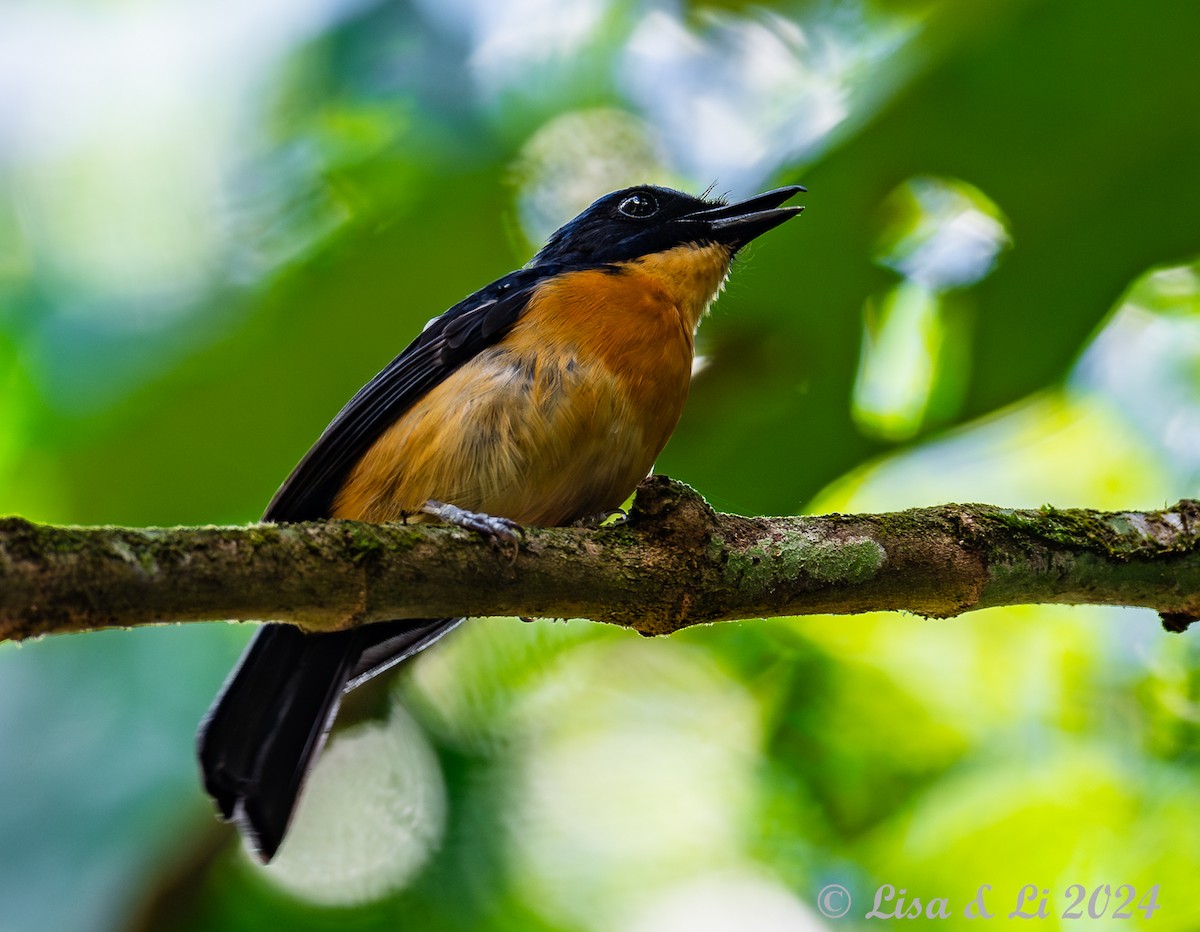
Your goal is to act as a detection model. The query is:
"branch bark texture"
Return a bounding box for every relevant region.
[2,477,1198,643]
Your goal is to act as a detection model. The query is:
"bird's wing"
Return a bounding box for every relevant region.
[263,266,550,522]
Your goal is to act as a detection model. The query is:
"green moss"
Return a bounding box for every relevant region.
[344,523,387,563]
[725,534,885,591]
[988,504,1200,558]
[1041,506,1126,551]
[0,518,90,560]
[338,521,425,564]
[245,525,282,547]
[137,546,158,573]
[869,510,935,536]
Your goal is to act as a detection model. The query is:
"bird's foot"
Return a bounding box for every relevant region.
[421,500,523,550]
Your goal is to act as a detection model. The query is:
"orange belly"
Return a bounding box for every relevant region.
[332,267,698,526]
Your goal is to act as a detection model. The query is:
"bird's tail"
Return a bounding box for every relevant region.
[197,617,461,861]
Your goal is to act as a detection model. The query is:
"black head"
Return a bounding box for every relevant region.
[530,184,805,268]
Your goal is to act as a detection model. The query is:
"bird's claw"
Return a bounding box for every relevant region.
[421,500,523,550]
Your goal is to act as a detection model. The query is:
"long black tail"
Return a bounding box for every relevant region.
[197,617,461,861]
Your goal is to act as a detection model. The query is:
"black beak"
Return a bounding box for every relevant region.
[685,185,806,249]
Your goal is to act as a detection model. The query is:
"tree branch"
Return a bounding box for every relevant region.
[2,476,1198,643]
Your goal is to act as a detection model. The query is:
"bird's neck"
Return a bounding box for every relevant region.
[626,242,734,334]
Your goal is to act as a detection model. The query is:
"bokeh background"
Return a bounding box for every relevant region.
[2,0,1200,929]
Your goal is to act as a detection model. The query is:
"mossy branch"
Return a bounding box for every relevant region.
[2,476,1198,643]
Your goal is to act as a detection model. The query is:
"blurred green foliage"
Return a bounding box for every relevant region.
[2,0,1200,929]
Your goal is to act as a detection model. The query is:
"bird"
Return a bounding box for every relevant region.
[197,182,805,861]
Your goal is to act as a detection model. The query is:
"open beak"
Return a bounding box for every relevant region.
[685,185,806,249]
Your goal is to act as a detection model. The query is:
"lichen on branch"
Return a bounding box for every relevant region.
[1,476,1198,643]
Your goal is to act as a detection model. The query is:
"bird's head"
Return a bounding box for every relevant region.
[530,184,804,268]
[530,184,804,330]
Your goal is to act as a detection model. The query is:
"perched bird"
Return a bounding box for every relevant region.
[198,183,804,860]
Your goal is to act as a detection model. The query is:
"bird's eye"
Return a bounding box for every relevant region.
[617,192,660,219]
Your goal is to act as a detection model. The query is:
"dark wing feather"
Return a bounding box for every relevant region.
[199,265,553,860]
[263,267,550,522]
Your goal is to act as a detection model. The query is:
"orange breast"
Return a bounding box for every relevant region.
[332,262,718,526]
